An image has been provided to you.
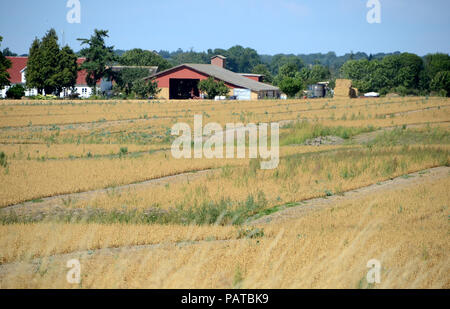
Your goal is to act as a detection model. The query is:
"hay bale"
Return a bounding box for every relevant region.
[334,79,357,99]
[350,87,358,98]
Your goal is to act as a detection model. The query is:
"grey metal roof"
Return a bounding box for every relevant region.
[110,66,158,75]
[148,64,279,92]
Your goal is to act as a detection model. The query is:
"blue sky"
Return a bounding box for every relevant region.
[0,0,449,56]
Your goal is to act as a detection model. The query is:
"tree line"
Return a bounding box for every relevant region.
[159,47,450,97]
[341,53,450,96]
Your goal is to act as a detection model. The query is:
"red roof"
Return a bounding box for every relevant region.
[6,57,27,84]
[5,56,97,86]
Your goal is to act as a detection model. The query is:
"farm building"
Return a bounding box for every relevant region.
[0,57,38,98]
[0,57,108,99]
[146,55,280,100]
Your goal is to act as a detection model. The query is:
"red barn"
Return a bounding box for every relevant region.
[146,55,280,100]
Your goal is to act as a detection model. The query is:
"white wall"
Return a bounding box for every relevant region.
[0,84,94,99]
[75,86,93,98]
[0,68,97,99]
[25,88,37,96]
[0,85,39,98]
[58,86,94,98]
[0,86,10,98]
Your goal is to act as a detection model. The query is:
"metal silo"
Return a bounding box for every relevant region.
[313,84,325,98]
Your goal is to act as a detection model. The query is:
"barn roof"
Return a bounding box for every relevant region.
[6,57,28,84]
[148,64,279,92]
[108,65,158,74]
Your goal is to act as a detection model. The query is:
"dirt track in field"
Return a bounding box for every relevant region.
[248,166,450,225]
[0,169,216,216]
[0,165,448,271]
[1,121,446,215]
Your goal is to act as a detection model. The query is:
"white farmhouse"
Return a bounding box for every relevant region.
[0,56,97,99]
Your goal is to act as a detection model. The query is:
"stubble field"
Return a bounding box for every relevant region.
[0,96,448,288]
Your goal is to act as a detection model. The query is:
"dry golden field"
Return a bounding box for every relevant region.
[0,97,449,289]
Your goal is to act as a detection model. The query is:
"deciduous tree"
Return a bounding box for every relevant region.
[430,71,450,97]
[252,64,273,84]
[278,77,303,98]
[131,78,160,99]
[115,68,150,95]
[198,77,229,99]
[120,49,171,71]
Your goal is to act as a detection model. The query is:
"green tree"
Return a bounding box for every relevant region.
[120,48,172,71]
[269,54,304,75]
[26,30,78,95]
[198,77,229,99]
[381,53,423,90]
[298,65,331,85]
[53,45,78,95]
[340,53,425,94]
[2,48,17,57]
[340,59,372,81]
[115,68,150,95]
[278,77,303,98]
[222,45,261,73]
[26,38,44,94]
[40,29,60,95]
[116,49,172,95]
[0,36,12,90]
[131,78,160,99]
[423,53,450,82]
[278,63,298,79]
[6,84,25,99]
[78,29,116,94]
[423,53,450,91]
[430,71,450,97]
[252,64,273,84]
[274,63,300,86]
[168,49,211,66]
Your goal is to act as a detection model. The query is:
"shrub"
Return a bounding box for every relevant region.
[29,94,58,100]
[132,79,160,99]
[0,151,7,168]
[237,227,265,239]
[119,147,128,156]
[6,84,25,99]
